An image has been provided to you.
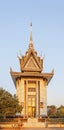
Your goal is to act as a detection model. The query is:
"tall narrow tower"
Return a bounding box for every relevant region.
[10,24,54,118]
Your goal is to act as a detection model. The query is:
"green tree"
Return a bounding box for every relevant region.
[47,105,57,117]
[0,88,22,117]
[56,105,64,117]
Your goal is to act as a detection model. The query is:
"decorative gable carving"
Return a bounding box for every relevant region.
[24,56,39,70]
[20,50,43,72]
[19,46,43,72]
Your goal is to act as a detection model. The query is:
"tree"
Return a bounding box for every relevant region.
[47,105,57,117]
[56,105,64,117]
[0,88,22,117]
[47,105,64,117]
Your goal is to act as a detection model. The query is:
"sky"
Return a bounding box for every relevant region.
[0,0,64,107]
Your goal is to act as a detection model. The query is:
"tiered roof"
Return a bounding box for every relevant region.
[10,23,54,86]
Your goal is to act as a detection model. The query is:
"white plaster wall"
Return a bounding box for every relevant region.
[16,78,47,117]
[40,79,47,116]
[16,78,24,115]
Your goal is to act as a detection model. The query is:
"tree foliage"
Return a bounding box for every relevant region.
[56,105,64,117]
[47,105,64,117]
[47,105,57,117]
[0,88,22,117]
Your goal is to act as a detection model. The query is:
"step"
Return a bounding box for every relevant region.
[23,118,45,128]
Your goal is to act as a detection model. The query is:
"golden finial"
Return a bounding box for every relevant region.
[29,22,34,49]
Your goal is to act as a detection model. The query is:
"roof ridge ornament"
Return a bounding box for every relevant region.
[29,22,34,49]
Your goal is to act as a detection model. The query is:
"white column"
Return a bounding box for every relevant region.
[26,80,28,117]
[36,81,38,117]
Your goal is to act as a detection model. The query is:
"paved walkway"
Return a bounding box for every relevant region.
[1,128,64,130]
[23,128,64,130]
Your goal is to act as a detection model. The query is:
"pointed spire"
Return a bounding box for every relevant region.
[29,22,34,49]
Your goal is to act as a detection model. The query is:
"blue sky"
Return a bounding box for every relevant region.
[0,0,64,107]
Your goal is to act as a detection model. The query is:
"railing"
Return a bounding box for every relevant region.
[0,117,27,129]
[47,117,64,124]
[0,116,28,122]
[38,117,64,128]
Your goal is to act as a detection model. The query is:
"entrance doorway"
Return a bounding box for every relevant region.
[28,95,36,117]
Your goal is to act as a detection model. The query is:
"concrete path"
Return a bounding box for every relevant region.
[1,128,64,130]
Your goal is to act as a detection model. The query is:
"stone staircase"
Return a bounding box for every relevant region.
[23,118,45,128]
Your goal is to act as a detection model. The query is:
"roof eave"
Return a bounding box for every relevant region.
[10,71,54,87]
